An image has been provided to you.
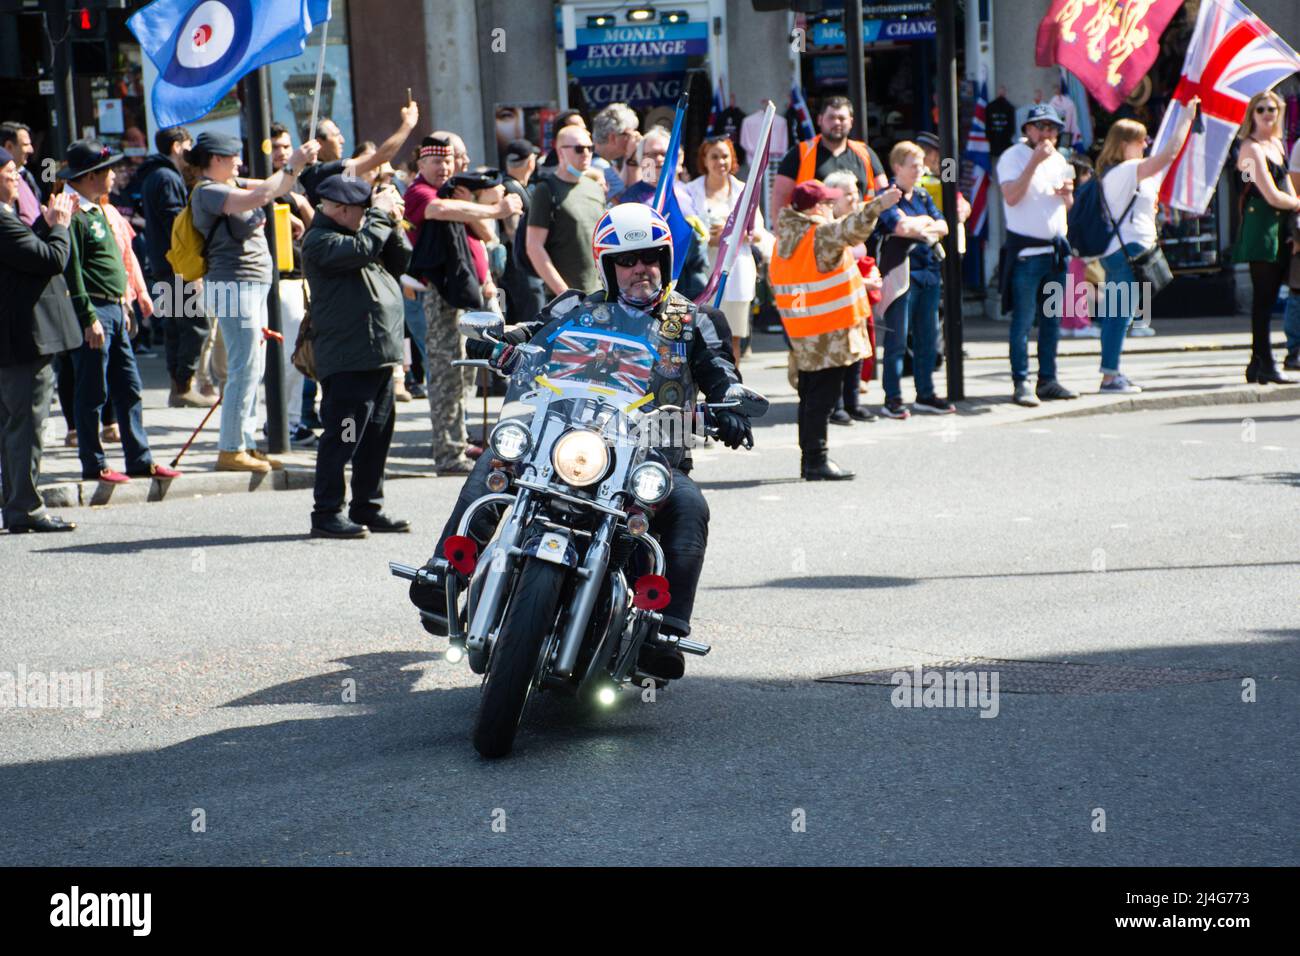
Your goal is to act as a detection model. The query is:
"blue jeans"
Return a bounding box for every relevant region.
[1285,291,1300,352]
[403,290,427,381]
[72,301,153,477]
[1009,253,1065,383]
[1097,243,1144,376]
[882,282,941,400]
[207,280,269,453]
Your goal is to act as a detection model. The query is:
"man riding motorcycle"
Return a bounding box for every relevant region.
[409,203,752,679]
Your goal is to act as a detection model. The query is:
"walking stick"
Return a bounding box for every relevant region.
[170,394,221,469]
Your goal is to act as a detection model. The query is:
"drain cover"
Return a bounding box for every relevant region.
[818,658,1239,695]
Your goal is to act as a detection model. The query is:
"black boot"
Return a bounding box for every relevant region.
[310,513,369,538]
[1256,356,1297,385]
[409,563,450,636]
[1284,348,1300,371]
[637,642,686,681]
[802,459,856,481]
[1245,356,1263,384]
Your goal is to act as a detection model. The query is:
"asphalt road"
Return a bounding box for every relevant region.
[1,400,1296,866]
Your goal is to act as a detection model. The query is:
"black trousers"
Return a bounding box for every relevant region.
[0,355,55,527]
[835,359,864,414]
[312,368,396,519]
[1248,251,1288,363]
[152,274,209,383]
[797,366,847,469]
[431,451,711,637]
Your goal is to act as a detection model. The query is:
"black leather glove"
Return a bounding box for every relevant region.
[489,342,523,376]
[709,408,753,450]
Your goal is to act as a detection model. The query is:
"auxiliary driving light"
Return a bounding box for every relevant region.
[629,462,671,505]
[489,420,531,462]
[445,642,465,664]
[597,686,617,706]
[552,429,609,487]
[627,512,650,536]
[485,469,510,493]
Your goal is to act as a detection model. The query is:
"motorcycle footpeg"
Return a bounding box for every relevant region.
[661,635,711,656]
[389,561,419,581]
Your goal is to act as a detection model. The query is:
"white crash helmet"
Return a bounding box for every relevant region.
[591,202,674,308]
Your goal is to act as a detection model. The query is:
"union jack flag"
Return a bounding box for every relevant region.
[1154,0,1300,214]
[790,82,815,142]
[961,79,991,241]
[545,328,655,398]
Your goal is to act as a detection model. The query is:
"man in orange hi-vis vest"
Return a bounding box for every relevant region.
[771,179,899,481]
[772,96,890,213]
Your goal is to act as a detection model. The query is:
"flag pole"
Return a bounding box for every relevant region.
[306,16,330,142]
[706,102,776,308]
[652,93,689,212]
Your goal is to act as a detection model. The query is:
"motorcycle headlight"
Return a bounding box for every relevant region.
[629,462,671,505]
[490,421,531,462]
[551,429,608,487]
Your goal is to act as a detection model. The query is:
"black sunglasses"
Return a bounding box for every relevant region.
[562,143,594,153]
[610,249,660,268]
[1255,104,1278,114]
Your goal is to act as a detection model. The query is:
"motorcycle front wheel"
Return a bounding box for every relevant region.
[472,559,567,758]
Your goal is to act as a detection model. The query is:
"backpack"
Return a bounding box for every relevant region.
[166,184,227,281]
[1067,175,1136,260]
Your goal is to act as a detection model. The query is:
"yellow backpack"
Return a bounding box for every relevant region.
[166,184,225,281]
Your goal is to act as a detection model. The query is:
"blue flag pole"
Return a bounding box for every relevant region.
[652,93,689,212]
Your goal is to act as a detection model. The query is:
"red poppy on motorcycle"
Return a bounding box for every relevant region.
[632,574,671,611]
[443,535,479,576]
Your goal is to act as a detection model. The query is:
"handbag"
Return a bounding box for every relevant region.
[1100,171,1172,298]
[290,281,317,381]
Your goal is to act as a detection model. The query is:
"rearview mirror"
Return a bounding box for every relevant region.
[459,311,505,342]
[724,384,769,419]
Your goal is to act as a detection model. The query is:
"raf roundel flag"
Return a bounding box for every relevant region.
[129,0,332,130]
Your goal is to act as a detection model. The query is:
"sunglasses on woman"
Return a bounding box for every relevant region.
[610,249,660,268]
[1255,104,1278,114]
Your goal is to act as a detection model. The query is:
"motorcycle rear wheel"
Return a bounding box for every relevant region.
[472,559,567,758]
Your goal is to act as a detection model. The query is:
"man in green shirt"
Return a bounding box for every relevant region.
[61,140,179,483]
[526,124,606,297]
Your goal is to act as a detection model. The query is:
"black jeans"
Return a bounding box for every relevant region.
[842,359,863,411]
[797,366,847,469]
[430,452,711,637]
[312,368,396,519]
[1248,252,1288,363]
[152,274,209,383]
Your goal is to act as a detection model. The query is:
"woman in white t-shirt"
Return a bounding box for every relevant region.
[683,137,771,363]
[1093,102,1197,394]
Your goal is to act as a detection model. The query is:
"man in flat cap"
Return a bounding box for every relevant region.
[0,147,82,531]
[302,173,411,538]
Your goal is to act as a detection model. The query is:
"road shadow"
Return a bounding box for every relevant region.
[1194,472,1300,488]
[0,628,1293,866]
[710,560,1300,592]
[29,534,311,555]
[1171,414,1300,425]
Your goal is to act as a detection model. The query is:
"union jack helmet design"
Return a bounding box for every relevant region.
[591,203,674,300]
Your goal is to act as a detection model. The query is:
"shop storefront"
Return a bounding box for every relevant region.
[554,1,724,163]
[797,0,951,155]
